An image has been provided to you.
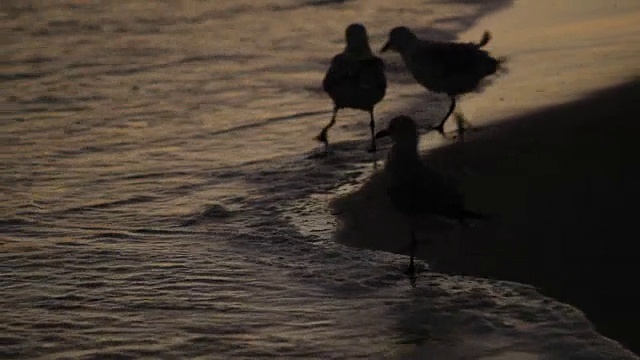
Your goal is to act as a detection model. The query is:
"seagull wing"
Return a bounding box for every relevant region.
[323,54,386,93]
[413,42,494,76]
[388,159,465,220]
[358,56,387,92]
[322,54,358,93]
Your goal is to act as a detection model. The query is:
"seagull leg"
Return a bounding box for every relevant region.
[454,112,467,142]
[404,230,418,288]
[367,109,377,153]
[315,107,338,149]
[432,96,456,136]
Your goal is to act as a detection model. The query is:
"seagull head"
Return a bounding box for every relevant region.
[344,23,373,58]
[381,26,417,53]
[375,115,419,148]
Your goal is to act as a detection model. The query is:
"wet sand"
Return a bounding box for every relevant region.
[332,0,640,353]
[426,79,640,353]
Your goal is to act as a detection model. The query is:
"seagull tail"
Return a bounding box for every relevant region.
[495,56,509,74]
[476,31,492,48]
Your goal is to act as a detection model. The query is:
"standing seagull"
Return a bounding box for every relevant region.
[381,27,501,136]
[317,23,387,152]
[375,115,483,286]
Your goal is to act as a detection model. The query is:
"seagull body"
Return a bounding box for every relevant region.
[317,23,387,152]
[375,115,483,286]
[381,27,501,135]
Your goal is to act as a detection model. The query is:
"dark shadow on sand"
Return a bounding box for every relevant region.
[332,79,640,353]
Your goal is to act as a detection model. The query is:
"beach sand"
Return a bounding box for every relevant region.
[332,0,640,353]
[460,0,640,124]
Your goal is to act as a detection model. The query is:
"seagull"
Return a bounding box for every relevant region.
[317,23,387,152]
[375,115,484,286]
[381,27,502,136]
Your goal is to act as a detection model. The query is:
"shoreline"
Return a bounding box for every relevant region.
[423,79,640,354]
[332,0,640,354]
[333,76,640,357]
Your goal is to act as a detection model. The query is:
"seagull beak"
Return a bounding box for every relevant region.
[375,129,390,139]
[380,41,391,53]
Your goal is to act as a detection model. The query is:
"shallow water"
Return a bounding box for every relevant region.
[2,1,637,359]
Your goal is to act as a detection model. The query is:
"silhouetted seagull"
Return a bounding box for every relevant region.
[375,115,483,286]
[381,27,501,136]
[317,23,387,152]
